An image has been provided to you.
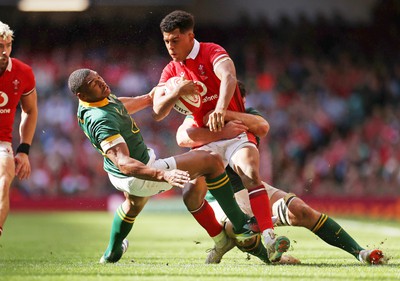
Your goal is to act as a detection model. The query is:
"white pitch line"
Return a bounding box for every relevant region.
[337,218,400,237]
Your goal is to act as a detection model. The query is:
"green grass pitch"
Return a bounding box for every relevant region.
[0,207,399,281]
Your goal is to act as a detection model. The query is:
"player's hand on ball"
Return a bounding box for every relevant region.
[147,87,156,101]
[176,79,198,97]
[164,77,205,115]
[163,169,190,188]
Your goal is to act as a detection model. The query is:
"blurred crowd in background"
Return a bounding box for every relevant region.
[9,1,400,199]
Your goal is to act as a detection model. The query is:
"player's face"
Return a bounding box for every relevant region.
[0,36,12,73]
[78,71,111,102]
[163,28,194,62]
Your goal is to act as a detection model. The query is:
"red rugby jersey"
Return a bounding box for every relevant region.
[159,40,246,128]
[0,58,35,142]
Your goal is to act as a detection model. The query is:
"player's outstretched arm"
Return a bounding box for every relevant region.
[224,110,270,138]
[119,90,153,114]
[106,142,190,188]
[177,107,270,148]
[176,118,248,148]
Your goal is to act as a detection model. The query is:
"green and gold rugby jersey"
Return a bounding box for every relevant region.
[77,93,149,178]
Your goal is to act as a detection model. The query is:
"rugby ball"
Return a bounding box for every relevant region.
[164,77,206,115]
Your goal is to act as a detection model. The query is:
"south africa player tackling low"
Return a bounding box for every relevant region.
[68,68,256,263]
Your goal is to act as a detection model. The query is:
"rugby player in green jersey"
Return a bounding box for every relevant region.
[68,69,258,263]
[177,81,387,265]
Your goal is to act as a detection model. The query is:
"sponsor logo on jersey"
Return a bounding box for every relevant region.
[202,94,218,103]
[0,92,9,107]
[173,106,191,115]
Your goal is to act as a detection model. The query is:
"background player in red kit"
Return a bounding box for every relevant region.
[0,21,38,237]
[152,10,290,263]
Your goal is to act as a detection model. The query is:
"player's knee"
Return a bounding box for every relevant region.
[237,167,261,188]
[124,194,148,216]
[207,152,224,171]
[289,200,316,227]
[182,188,204,210]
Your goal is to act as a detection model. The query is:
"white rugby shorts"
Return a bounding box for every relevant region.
[0,141,13,157]
[195,132,257,168]
[108,148,177,197]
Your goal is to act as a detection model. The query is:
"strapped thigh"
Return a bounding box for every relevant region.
[271,193,297,226]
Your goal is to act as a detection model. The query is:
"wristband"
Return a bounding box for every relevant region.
[0,226,2,236]
[16,143,30,155]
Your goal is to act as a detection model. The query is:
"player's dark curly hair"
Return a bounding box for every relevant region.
[160,10,195,33]
[68,68,91,94]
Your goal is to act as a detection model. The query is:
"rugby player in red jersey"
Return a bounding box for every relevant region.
[152,10,290,263]
[0,21,38,237]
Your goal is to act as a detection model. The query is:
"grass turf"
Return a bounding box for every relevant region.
[0,209,399,281]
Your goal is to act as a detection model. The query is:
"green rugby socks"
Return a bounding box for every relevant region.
[206,172,247,231]
[103,204,135,262]
[313,214,364,259]
[237,235,270,264]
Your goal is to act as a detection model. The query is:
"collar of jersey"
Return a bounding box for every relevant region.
[187,39,200,60]
[79,98,109,108]
[6,57,12,72]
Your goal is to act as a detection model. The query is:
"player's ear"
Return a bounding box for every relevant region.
[76,91,84,100]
